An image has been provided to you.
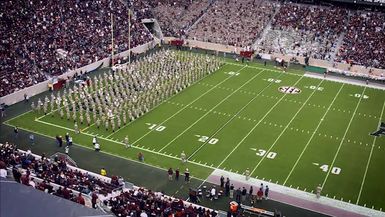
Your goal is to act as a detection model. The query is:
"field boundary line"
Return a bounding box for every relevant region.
[3,110,33,124]
[283,83,345,185]
[356,99,385,204]
[216,74,306,169]
[225,62,303,77]
[23,118,217,170]
[321,87,367,188]
[159,67,261,152]
[2,121,209,182]
[130,65,248,145]
[188,70,287,160]
[250,79,325,174]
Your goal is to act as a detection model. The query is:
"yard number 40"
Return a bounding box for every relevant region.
[320,165,341,175]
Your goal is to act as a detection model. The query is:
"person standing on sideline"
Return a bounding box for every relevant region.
[94,142,100,151]
[100,168,107,176]
[181,151,186,163]
[74,121,80,134]
[316,184,322,198]
[257,188,263,202]
[168,168,173,181]
[220,176,225,189]
[184,168,190,183]
[264,185,269,200]
[124,136,130,148]
[229,184,234,198]
[65,133,70,145]
[14,126,19,139]
[68,136,73,146]
[235,187,241,203]
[241,187,247,202]
[249,186,253,198]
[29,134,35,145]
[92,136,97,146]
[249,186,255,204]
[225,178,230,196]
[65,146,69,155]
[175,168,180,181]
[245,168,250,180]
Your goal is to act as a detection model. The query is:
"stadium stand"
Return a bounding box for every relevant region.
[336,11,385,69]
[153,0,212,37]
[256,3,348,60]
[0,142,219,217]
[0,0,152,97]
[187,0,277,48]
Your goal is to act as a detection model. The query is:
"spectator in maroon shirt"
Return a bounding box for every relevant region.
[76,192,85,205]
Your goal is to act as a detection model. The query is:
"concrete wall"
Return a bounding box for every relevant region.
[0,41,156,106]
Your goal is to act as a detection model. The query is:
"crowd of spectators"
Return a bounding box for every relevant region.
[105,188,218,217]
[187,0,276,48]
[256,4,348,60]
[0,142,121,206]
[0,0,152,97]
[130,0,213,37]
[0,142,218,216]
[336,11,385,69]
[3,0,385,98]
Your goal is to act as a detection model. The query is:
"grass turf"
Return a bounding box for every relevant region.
[6,60,385,212]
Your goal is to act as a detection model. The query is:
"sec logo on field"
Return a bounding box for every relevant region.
[278,86,301,94]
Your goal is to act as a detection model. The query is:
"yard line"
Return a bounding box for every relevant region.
[4,122,211,183]
[216,74,305,168]
[21,118,217,170]
[158,67,262,152]
[356,99,385,204]
[131,65,248,145]
[250,79,325,175]
[105,64,234,138]
[188,70,285,160]
[321,87,367,188]
[283,83,345,185]
[81,122,95,131]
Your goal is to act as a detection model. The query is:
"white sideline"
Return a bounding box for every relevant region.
[210,169,385,217]
[356,99,385,204]
[304,72,385,91]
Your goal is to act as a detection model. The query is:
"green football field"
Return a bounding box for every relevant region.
[6,61,385,212]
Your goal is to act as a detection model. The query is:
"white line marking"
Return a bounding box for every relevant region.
[216,74,305,169]
[356,99,385,204]
[251,79,325,174]
[131,66,247,146]
[283,84,345,185]
[159,67,259,153]
[321,87,367,188]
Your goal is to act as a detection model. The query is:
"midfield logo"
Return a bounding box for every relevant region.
[278,86,301,94]
[370,122,385,137]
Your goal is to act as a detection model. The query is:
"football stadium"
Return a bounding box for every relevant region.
[0,0,384,217]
